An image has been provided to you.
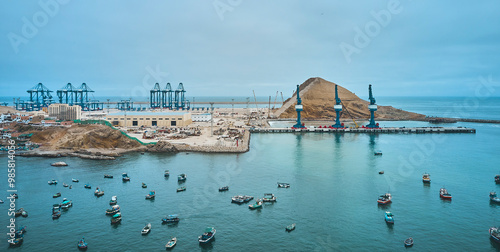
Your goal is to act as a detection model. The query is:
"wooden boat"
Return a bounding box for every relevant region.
[94,187,104,197]
[52,209,61,219]
[495,175,500,184]
[176,186,186,192]
[178,173,187,182]
[104,174,113,178]
[111,212,122,224]
[165,237,177,249]
[0,199,3,204]
[162,214,180,224]
[109,196,117,205]
[286,223,296,232]
[77,237,88,250]
[404,237,414,247]
[84,184,91,189]
[232,195,254,204]
[16,226,27,235]
[9,234,23,247]
[146,190,156,199]
[377,193,392,205]
[122,173,130,182]
[422,173,431,183]
[278,182,290,188]
[440,188,452,199]
[63,183,69,187]
[262,193,277,202]
[48,179,58,185]
[53,192,62,198]
[21,210,28,217]
[378,171,384,174]
[219,186,229,192]
[72,178,79,182]
[490,192,500,204]
[69,185,72,189]
[490,227,500,244]
[384,211,394,224]
[106,205,120,215]
[142,182,147,188]
[61,198,73,209]
[374,150,383,155]
[164,170,170,177]
[51,161,68,166]
[249,199,263,209]
[198,227,216,243]
[141,223,151,235]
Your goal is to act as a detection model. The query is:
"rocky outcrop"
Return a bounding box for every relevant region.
[146,141,178,152]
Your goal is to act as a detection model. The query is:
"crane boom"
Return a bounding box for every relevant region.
[340,101,358,128]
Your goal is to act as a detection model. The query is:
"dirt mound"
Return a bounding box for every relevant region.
[277,77,425,120]
[147,141,178,152]
[0,106,20,114]
[30,124,141,150]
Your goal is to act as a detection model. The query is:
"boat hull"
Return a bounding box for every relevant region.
[490,227,500,244]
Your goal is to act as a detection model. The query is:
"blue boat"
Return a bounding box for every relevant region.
[385,211,394,224]
[162,214,180,224]
[122,173,130,182]
[9,233,23,247]
[198,227,216,243]
[77,237,88,250]
[178,174,187,182]
[490,227,500,244]
[146,190,156,199]
[490,192,500,204]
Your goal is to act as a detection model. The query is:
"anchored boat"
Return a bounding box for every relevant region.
[440,188,452,199]
[198,227,216,244]
[146,190,156,199]
[278,182,290,188]
[178,173,187,182]
[404,237,414,247]
[48,179,57,185]
[122,173,130,182]
[176,186,186,192]
[164,170,170,177]
[111,212,122,224]
[490,192,500,204]
[422,173,431,183]
[165,237,177,249]
[262,193,276,202]
[162,214,180,224]
[94,187,104,197]
[286,223,296,232]
[385,211,394,224]
[377,193,392,205]
[61,198,73,209]
[106,205,120,215]
[104,174,113,179]
[490,227,500,244]
[495,175,500,184]
[77,237,88,250]
[53,192,61,198]
[141,223,151,235]
[219,186,229,192]
[109,195,117,205]
[249,199,263,209]
[84,184,91,189]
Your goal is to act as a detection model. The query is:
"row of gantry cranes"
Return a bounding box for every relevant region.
[292,84,379,129]
[13,82,191,112]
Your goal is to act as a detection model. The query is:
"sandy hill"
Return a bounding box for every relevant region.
[0,106,21,114]
[30,124,141,150]
[276,77,425,120]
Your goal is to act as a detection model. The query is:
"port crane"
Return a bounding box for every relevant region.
[366,84,378,128]
[292,85,305,128]
[332,84,343,128]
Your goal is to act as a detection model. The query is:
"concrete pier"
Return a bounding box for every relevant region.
[250,127,476,134]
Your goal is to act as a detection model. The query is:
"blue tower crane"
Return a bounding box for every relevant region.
[292,85,305,129]
[332,84,343,128]
[366,84,379,128]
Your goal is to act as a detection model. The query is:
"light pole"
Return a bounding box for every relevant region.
[231,98,234,117]
[210,102,214,136]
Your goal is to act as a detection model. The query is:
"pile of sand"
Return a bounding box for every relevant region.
[30,124,141,150]
[276,77,425,121]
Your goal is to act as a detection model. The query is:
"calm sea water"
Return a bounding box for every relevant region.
[1,98,500,251]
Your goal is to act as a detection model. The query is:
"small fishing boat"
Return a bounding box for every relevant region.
[178,173,187,182]
[77,237,88,250]
[162,214,180,224]
[422,173,431,183]
[374,150,383,155]
[232,195,254,204]
[278,182,290,188]
[165,237,177,249]
[105,205,120,215]
[51,161,68,166]
[164,170,170,177]
[440,188,452,199]
[122,172,130,182]
[15,208,24,217]
[379,171,384,174]
[490,192,500,204]
[286,223,296,232]
[490,227,500,244]
[198,227,216,243]
[384,211,394,224]
[111,212,122,224]
[84,184,91,189]
[53,192,62,198]
[48,179,58,185]
[0,199,3,204]
[262,193,276,202]
[142,182,147,188]
[16,226,27,235]
[495,175,500,184]
[104,174,113,179]
[109,195,117,205]
[146,190,156,199]
[52,209,61,219]
[404,237,414,247]
[61,198,73,209]
[377,193,392,205]
[21,210,28,217]
[94,187,104,197]
[249,199,263,209]
[141,223,151,235]
[63,183,69,187]
[72,178,79,182]
[176,186,186,192]
[9,234,23,247]
[69,185,72,189]
[219,186,229,192]
[53,203,61,210]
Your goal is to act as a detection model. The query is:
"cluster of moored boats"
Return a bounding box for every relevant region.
[376,172,500,246]
[8,225,26,247]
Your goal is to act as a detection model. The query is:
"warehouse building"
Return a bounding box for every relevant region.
[48,103,82,121]
[106,112,192,127]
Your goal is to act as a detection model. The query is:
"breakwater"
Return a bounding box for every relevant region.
[250,127,476,134]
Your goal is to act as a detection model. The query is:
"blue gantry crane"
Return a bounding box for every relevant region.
[57,83,77,105]
[366,84,379,128]
[293,85,305,128]
[150,83,161,109]
[25,83,54,111]
[162,83,173,109]
[332,84,343,128]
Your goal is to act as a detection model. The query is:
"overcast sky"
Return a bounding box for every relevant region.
[1,0,499,100]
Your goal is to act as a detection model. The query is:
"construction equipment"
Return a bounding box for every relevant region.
[272,91,278,109]
[292,85,305,128]
[332,85,343,128]
[366,84,378,128]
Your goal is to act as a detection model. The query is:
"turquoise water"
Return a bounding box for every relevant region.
[1,98,500,251]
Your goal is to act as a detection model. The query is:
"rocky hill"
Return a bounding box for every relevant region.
[276,77,426,120]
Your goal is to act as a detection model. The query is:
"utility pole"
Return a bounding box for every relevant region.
[210,102,214,136]
[231,98,234,117]
[107,99,110,114]
[193,97,195,109]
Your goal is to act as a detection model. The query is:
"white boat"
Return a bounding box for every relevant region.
[165,237,177,249]
[277,182,290,188]
[262,193,277,202]
[110,196,117,205]
[51,161,68,166]
[48,179,58,185]
[198,227,216,243]
[72,178,79,182]
[141,223,151,235]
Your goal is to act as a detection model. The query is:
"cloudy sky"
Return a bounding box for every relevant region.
[1,0,499,100]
